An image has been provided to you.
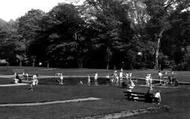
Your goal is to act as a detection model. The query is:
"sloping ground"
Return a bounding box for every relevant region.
[0,85,157,119]
[121,86,190,119]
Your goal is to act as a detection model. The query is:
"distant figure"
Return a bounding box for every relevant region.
[129,72,133,80]
[87,75,91,86]
[170,71,178,86]
[119,69,124,86]
[113,70,119,86]
[80,80,83,85]
[14,73,19,84]
[32,74,39,85]
[60,73,64,85]
[127,78,135,92]
[154,90,161,104]
[14,73,22,83]
[30,74,39,91]
[149,74,153,89]
[163,71,169,85]
[125,72,129,80]
[158,71,163,85]
[145,74,150,86]
[25,73,29,81]
[94,72,98,86]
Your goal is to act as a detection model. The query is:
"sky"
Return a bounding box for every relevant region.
[0,0,84,21]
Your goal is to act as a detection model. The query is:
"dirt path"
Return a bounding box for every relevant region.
[0,83,28,87]
[0,97,101,107]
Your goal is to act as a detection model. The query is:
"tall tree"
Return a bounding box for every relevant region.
[29,3,85,67]
[144,0,190,69]
[16,9,45,66]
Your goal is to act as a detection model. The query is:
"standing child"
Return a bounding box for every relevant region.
[60,73,64,85]
[158,71,163,85]
[113,70,119,86]
[149,74,153,90]
[94,72,98,86]
[119,69,124,87]
[14,73,19,84]
[145,74,150,86]
[87,75,91,86]
[30,74,38,91]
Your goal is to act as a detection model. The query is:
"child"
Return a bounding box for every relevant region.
[87,75,91,86]
[158,71,163,85]
[154,90,161,104]
[149,74,153,89]
[119,69,124,86]
[14,73,22,83]
[145,74,150,86]
[60,73,64,85]
[113,70,119,86]
[94,72,98,86]
[30,74,38,91]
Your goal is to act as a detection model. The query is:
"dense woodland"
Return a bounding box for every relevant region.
[0,0,189,70]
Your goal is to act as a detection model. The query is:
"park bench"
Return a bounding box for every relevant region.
[123,91,156,103]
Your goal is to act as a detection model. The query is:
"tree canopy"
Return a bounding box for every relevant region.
[0,0,189,70]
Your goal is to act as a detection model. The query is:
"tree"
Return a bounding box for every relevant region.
[83,0,136,69]
[29,3,85,67]
[144,0,190,69]
[17,9,45,66]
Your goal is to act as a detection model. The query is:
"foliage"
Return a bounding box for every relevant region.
[0,0,189,70]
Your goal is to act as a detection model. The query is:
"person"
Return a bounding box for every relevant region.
[60,73,64,85]
[154,90,161,104]
[163,71,168,85]
[127,78,135,92]
[113,70,119,86]
[129,72,132,79]
[158,71,163,85]
[94,72,98,86]
[80,80,83,85]
[15,73,22,83]
[32,74,39,85]
[30,74,39,91]
[25,73,29,81]
[145,74,150,86]
[14,73,19,84]
[149,74,153,90]
[87,75,91,86]
[170,71,178,86]
[125,72,129,80]
[119,69,124,86]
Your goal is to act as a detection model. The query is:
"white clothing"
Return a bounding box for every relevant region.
[155,92,161,98]
[158,72,163,78]
[14,78,19,84]
[94,73,98,80]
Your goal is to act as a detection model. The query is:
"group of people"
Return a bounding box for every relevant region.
[14,72,39,91]
[56,72,99,86]
[158,71,178,86]
[111,69,134,88]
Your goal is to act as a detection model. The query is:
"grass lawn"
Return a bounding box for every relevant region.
[0,66,189,118]
[0,85,154,119]
[122,86,190,119]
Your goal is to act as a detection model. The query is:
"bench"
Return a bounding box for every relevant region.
[124,91,156,103]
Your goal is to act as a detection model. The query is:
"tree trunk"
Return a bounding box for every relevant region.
[32,58,35,67]
[106,47,111,70]
[155,29,165,70]
[19,60,22,67]
[47,61,50,68]
[78,58,84,68]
